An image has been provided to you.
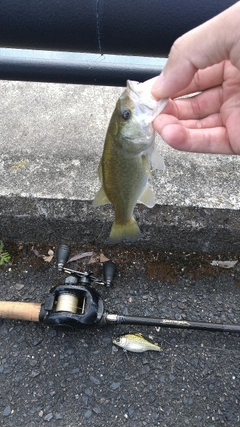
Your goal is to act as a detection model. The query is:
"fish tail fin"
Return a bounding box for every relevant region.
[109,218,141,243]
[152,345,161,352]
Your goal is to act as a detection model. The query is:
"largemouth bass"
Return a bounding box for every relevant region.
[113,333,161,353]
[93,78,168,242]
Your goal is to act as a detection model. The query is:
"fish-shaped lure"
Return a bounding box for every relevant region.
[113,333,161,353]
[93,79,168,242]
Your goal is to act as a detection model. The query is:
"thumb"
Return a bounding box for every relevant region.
[152,1,240,99]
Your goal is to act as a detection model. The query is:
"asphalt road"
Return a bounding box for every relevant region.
[1,243,240,426]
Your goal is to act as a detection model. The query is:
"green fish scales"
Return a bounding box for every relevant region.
[93,79,168,242]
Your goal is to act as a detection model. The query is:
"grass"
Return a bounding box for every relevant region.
[0,240,11,265]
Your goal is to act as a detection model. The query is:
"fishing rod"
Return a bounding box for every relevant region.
[0,244,240,334]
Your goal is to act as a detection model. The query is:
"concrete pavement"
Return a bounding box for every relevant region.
[0,80,240,251]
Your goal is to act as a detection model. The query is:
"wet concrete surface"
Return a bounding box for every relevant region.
[1,242,240,426]
[1,198,240,255]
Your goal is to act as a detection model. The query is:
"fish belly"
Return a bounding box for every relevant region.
[103,152,147,241]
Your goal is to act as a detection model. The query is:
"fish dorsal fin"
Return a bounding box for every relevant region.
[93,186,111,207]
[138,184,155,208]
[151,148,165,171]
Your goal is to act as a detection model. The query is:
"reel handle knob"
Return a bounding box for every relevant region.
[56,244,71,271]
[103,261,116,287]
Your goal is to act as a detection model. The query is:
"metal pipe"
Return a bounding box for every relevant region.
[0,1,236,56]
[0,49,167,86]
[0,1,236,84]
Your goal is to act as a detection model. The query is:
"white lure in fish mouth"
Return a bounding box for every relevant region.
[127,79,169,122]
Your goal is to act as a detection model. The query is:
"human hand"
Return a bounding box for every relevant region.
[151,2,240,155]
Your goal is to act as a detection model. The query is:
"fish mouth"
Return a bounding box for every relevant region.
[126,79,169,118]
[127,80,140,94]
[127,80,157,111]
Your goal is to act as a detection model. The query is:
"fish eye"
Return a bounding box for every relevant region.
[121,108,131,121]
[115,337,121,342]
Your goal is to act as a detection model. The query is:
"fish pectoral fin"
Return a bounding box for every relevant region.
[137,185,155,208]
[142,154,152,179]
[97,158,103,183]
[92,186,111,207]
[151,148,165,171]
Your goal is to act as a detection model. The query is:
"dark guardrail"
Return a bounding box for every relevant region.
[0,0,236,85]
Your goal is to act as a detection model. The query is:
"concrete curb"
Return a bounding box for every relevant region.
[1,195,239,253]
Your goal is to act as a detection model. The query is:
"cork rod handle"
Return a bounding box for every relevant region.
[0,301,41,322]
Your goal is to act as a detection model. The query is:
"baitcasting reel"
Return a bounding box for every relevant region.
[39,244,116,329]
[0,244,116,330]
[1,244,240,334]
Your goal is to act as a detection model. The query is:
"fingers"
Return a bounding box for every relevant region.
[155,112,223,131]
[157,123,234,154]
[151,2,240,99]
[164,63,224,99]
[180,114,223,130]
[163,86,223,120]
[154,98,240,155]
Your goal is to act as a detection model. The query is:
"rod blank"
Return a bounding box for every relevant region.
[105,314,240,333]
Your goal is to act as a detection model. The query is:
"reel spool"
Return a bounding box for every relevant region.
[56,294,79,313]
[40,284,104,329]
